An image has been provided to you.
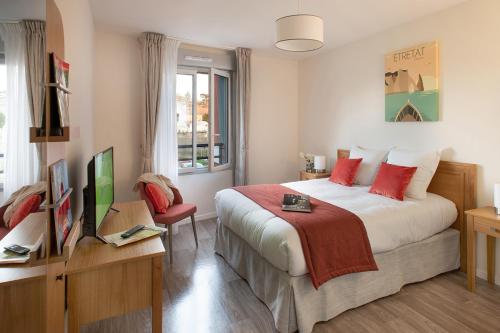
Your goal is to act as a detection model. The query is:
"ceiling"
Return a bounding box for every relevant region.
[89,0,467,58]
[0,0,45,21]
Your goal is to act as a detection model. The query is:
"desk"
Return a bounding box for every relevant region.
[465,207,499,291]
[0,212,47,333]
[66,201,165,332]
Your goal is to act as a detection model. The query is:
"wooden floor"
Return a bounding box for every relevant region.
[81,219,500,333]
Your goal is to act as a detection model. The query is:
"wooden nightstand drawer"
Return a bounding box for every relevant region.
[474,219,500,238]
[299,171,330,181]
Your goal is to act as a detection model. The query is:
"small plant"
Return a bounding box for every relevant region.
[299,152,314,172]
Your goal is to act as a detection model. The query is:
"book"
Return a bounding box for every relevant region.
[50,53,70,129]
[49,159,73,256]
[103,225,167,247]
[282,194,312,213]
[0,234,44,265]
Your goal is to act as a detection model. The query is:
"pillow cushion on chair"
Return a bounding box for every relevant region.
[145,183,170,214]
[8,194,42,229]
[369,163,417,201]
[329,158,363,186]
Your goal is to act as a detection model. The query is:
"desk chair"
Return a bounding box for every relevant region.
[138,182,198,264]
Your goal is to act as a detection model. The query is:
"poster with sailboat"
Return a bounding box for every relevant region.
[385,41,439,122]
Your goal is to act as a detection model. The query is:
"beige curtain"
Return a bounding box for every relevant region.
[234,48,251,186]
[139,32,166,173]
[22,20,45,180]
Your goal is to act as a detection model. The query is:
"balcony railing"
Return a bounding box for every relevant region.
[178,143,225,164]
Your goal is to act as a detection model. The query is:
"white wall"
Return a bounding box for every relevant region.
[93,29,142,203]
[92,29,299,218]
[249,54,299,184]
[299,0,500,284]
[54,0,95,217]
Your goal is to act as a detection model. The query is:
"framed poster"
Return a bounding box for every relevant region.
[385,41,439,122]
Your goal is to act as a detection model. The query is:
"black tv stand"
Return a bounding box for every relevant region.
[110,207,120,213]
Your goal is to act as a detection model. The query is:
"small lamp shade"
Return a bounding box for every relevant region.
[314,155,326,171]
[275,14,324,52]
[494,183,500,215]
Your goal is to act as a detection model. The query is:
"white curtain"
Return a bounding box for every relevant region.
[153,38,180,184]
[0,23,39,198]
[234,47,251,186]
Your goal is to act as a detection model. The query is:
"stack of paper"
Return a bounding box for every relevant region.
[103,225,166,247]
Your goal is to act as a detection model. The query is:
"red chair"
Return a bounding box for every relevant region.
[138,182,198,264]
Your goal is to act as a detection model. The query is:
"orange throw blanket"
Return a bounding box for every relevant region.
[233,184,378,289]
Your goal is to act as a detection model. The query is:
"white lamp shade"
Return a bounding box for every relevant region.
[314,155,326,170]
[494,183,500,208]
[275,14,324,52]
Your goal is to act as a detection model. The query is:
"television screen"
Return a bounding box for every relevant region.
[94,148,114,230]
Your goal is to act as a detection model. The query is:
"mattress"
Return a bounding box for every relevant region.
[214,178,458,276]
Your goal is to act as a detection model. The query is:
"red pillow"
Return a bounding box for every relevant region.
[9,194,42,229]
[369,163,417,201]
[145,183,170,214]
[329,158,363,186]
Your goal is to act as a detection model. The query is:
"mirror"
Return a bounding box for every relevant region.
[0,1,48,332]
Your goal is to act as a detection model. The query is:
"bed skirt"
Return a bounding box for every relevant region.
[214,219,460,333]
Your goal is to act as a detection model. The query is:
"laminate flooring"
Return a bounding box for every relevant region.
[81,219,500,333]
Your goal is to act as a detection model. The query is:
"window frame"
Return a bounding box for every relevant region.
[209,68,232,172]
[176,66,232,175]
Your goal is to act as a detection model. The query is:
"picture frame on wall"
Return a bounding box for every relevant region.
[384,41,439,122]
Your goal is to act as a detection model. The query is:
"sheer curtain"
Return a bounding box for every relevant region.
[153,38,180,184]
[234,47,251,186]
[140,32,165,173]
[0,23,39,198]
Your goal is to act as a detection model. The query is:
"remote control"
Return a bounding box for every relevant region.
[4,244,30,255]
[120,225,145,238]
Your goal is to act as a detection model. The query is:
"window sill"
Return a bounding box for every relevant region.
[178,165,232,176]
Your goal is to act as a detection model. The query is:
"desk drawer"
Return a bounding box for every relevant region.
[475,219,500,238]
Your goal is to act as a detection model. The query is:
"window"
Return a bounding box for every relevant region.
[176,67,231,173]
[0,52,5,191]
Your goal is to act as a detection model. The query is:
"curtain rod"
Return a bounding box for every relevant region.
[163,34,236,51]
[0,19,21,24]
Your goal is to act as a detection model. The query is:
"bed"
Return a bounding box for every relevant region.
[214,149,476,333]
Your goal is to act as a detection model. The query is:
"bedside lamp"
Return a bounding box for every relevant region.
[314,155,326,173]
[494,183,500,215]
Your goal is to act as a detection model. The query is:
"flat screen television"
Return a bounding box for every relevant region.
[82,147,115,240]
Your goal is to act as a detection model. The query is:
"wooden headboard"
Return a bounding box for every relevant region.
[337,149,477,272]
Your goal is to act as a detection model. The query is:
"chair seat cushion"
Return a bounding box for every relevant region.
[153,203,197,225]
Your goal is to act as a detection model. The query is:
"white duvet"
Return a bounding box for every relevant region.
[215,178,458,276]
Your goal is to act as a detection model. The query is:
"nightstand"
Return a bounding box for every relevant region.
[299,170,330,181]
[465,207,499,291]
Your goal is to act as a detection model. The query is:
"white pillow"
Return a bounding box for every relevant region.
[387,149,441,200]
[349,146,389,185]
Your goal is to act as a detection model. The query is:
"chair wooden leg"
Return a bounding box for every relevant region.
[167,224,173,264]
[190,214,198,247]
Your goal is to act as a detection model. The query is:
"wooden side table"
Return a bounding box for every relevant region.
[299,170,330,181]
[465,207,499,291]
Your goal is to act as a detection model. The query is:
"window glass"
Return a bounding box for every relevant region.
[196,73,209,169]
[213,74,229,167]
[176,73,194,170]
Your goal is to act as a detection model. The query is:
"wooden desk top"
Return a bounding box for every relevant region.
[0,212,47,286]
[465,207,500,223]
[66,201,165,275]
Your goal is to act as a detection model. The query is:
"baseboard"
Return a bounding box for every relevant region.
[476,268,500,286]
[177,211,217,225]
